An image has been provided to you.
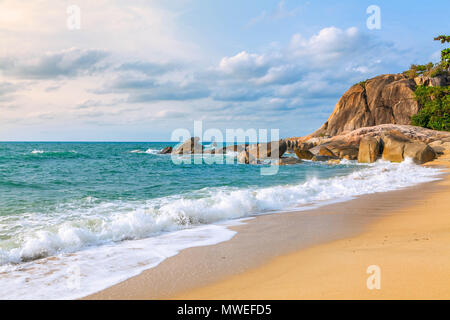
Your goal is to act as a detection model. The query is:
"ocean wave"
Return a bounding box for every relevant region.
[129,148,161,154]
[0,158,441,266]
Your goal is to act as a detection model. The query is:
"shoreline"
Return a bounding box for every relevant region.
[85,157,449,299]
[175,153,450,299]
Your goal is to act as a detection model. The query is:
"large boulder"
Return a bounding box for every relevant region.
[414,75,449,87]
[294,148,314,160]
[310,141,359,160]
[403,142,436,164]
[358,136,381,163]
[172,137,204,155]
[313,74,422,137]
[381,131,436,164]
[247,140,287,161]
[215,144,248,154]
[381,131,411,162]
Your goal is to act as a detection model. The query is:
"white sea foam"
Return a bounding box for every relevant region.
[129,148,161,154]
[0,224,237,300]
[0,159,443,299]
[30,150,78,155]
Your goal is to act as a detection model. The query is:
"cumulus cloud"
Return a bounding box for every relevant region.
[1,18,407,139]
[83,25,403,126]
[206,26,399,110]
[0,48,109,79]
[218,51,274,77]
[105,75,210,102]
[116,61,178,76]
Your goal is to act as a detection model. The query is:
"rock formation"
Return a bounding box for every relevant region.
[293,148,314,160]
[312,74,449,138]
[159,146,173,154]
[237,140,287,164]
[381,131,436,164]
[172,137,204,155]
[357,136,381,163]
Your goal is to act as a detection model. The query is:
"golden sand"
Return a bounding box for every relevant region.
[175,152,450,299]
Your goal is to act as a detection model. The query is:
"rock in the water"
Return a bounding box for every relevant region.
[312,141,359,160]
[215,144,248,154]
[159,146,173,154]
[247,140,287,161]
[381,131,436,164]
[237,150,249,164]
[381,131,411,162]
[403,142,436,164]
[358,136,381,163]
[294,148,314,160]
[173,137,204,155]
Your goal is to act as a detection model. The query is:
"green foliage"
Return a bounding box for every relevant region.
[358,79,368,89]
[434,35,450,43]
[434,35,450,70]
[404,63,435,79]
[403,35,450,78]
[411,85,450,131]
[441,48,450,69]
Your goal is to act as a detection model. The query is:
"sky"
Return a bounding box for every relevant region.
[0,0,448,141]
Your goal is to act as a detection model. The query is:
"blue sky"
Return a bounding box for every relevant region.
[0,0,448,141]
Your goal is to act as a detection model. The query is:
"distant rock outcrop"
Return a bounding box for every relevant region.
[237,140,287,164]
[172,137,204,154]
[159,146,173,154]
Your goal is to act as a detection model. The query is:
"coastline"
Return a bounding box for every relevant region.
[85,153,450,299]
[175,152,450,300]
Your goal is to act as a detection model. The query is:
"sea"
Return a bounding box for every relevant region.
[0,142,442,299]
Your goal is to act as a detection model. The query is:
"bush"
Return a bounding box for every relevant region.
[403,63,436,79]
[411,85,450,131]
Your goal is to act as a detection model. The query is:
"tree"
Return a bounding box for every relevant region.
[434,35,450,70]
[434,35,450,43]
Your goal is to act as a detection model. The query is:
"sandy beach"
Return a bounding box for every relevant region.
[85,152,450,300]
[176,152,450,300]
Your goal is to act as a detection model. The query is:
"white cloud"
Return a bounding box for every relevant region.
[0,48,109,79]
[218,51,271,77]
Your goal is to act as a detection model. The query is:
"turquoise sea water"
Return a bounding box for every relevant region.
[0,142,359,218]
[0,142,442,299]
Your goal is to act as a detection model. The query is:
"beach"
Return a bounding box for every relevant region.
[86,151,450,300]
